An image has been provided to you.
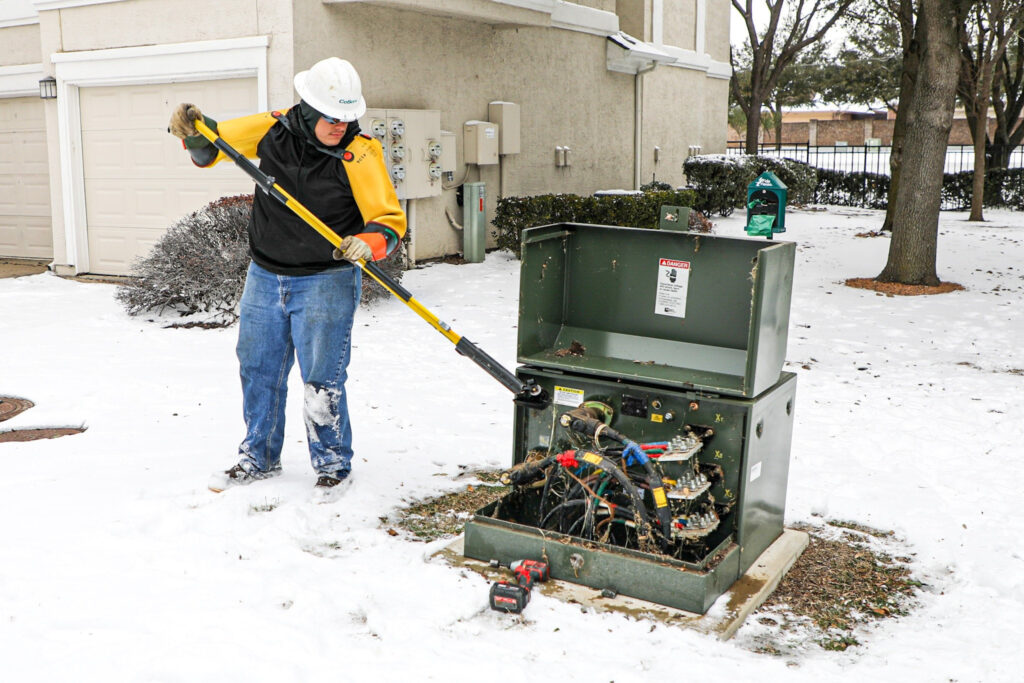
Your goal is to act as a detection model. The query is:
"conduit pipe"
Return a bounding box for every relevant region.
[634,63,657,190]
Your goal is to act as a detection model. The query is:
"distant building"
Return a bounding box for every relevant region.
[730,105,996,148]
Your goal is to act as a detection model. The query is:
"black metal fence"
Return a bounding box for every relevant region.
[725,142,1024,176]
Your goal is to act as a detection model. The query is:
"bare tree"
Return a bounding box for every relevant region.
[731,0,856,154]
[878,1,971,286]
[731,41,826,149]
[957,1,1024,221]
[988,32,1024,167]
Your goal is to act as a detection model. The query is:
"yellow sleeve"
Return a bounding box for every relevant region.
[204,110,290,166]
[346,136,407,239]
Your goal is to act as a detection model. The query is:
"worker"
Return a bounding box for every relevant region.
[167,57,406,502]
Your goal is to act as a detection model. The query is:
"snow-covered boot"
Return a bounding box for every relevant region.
[312,473,351,503]
[208,463,282,493]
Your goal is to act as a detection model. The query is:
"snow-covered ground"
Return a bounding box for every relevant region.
[1,206,1021,682]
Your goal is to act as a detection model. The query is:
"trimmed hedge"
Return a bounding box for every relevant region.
[492,188,696,256]
[687,155,1024,212]
[682,154,817,216]
[813,169,891,209]
[941,167,1024,210]
[811,166,1024,211]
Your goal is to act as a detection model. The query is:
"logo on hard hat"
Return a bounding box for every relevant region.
[339,98,358,104]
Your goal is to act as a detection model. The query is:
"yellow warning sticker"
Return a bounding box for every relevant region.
[653,488,668,508]
[650,413,663,423]
[554,385,584,407]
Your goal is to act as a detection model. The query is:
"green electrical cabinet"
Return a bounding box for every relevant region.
[463,224,797,614]
[746,172,788,237]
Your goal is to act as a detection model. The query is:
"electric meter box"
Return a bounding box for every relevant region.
[364,108,442,199]
[463,224,798,614]
[463,121,499,165]
[516,224,796,399]
[487,101,521,155]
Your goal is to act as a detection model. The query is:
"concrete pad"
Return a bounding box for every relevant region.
[432,528,808,640]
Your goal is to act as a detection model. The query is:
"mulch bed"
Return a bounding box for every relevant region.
[0,427,85,443]
[845,277,965,296]
[0,397,34,422]
[0,396,85,443]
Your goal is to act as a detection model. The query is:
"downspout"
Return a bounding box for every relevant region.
[634,63,657,190]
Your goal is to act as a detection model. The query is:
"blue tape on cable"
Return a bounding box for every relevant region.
[623,442,648,466]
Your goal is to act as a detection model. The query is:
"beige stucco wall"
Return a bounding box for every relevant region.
[57,0,257,51]
[641,65,728,186]
[294,2,638,260]
[617,0,650,40]
[0,24,41,66]
[705,0,731,64]
[45,0,295,107]
[663,0,696,51]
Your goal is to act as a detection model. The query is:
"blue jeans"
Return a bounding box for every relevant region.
[235,261,361,477]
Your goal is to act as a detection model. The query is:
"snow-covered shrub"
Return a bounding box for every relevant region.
[116,194,407,326]
[492,187,696,257]
[115,194,252,325]
[683,154,817,216]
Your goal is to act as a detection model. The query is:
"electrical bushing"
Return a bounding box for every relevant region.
[746,172,788,238]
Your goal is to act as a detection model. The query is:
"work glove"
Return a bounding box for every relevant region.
[333,235,373,262]
[168,103,203,139]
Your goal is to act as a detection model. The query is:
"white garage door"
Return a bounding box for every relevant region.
[0,97,52,260]
[80,78,258,275]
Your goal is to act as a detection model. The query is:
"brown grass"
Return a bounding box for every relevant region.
[385,474,510,541]
[751,520,921,653]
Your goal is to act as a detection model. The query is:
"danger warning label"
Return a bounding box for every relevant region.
[655,258,691,319]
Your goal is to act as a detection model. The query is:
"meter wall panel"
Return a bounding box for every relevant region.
[364,108,442,199]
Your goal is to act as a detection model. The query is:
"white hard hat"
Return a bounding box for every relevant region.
[294,57,366,122]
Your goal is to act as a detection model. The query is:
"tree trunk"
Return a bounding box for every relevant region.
[882,8,922,233]
[969,97,989,221]
[969,52,996,222]
[878,2,962,286]
[774,101,783,151]
[989,134,1010,169]
[745,104,762,154]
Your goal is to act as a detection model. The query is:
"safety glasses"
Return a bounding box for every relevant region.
[321,115,345,125]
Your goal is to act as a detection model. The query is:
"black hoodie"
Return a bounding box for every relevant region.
[247,105,364,275]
